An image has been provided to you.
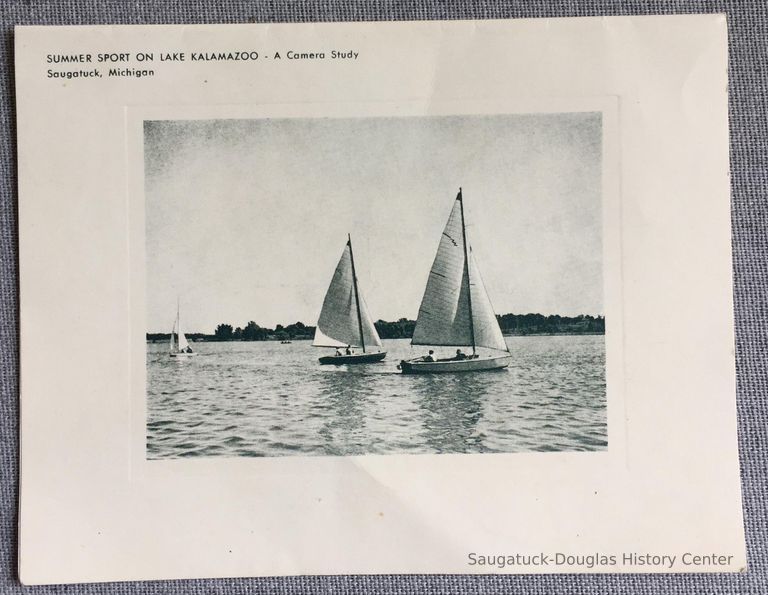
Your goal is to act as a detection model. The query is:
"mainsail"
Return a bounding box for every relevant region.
[313,239,383,350]
[411,190,508,352]
[170,303,191,353]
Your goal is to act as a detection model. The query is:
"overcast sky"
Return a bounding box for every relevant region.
[145,113,602,333]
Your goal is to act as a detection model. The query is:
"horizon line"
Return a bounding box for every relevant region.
[148,311,606,335]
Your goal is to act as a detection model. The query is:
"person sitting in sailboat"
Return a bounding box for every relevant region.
[453,349,467,361]
[345,345,352,355]
[335,348,343,357]
[423,350,435,362]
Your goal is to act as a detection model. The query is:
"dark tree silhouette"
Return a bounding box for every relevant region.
[214,323,234,341]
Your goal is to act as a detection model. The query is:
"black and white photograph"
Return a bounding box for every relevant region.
[144,113,606,459]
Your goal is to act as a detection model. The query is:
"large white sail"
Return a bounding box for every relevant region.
[411,192,508,352]
[169,320,177,352]
[412,198,473,346]
[313,241,383,349]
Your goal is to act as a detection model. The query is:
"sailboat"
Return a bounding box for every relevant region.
[313,235,387,365]
[169,300,197,358]
[399,188,511,374]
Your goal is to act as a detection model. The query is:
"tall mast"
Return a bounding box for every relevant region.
[347,234,366,353]
[458,188,476,355]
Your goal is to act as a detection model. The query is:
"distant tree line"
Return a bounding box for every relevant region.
[373,318,417,339]
[212,321,313,342]
[147,313,604,342]
[146,321,316,343]
[147,331,211,343]
[374,314,604,338]
[496,313,604,335]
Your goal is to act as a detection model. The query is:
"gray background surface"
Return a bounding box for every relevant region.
[1,1,765,593]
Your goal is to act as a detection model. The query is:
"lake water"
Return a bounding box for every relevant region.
[146,335,606,459]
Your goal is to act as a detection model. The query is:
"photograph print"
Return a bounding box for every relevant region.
[144,112,606,459]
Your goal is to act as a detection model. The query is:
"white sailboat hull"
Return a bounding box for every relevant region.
[398,353,511,374]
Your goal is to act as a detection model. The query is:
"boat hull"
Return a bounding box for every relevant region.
[319,351,387,365]
[399,354,510,374]
[169,352,197,358]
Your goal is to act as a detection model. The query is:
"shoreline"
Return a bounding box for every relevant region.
[149,314,605,343]
[147,331,605,343]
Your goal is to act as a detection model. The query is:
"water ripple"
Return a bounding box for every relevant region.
[146,336,607,459]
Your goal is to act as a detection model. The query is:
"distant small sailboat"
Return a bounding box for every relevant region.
[169,300,197,358]
[399,188,511,374]
[313,235,386,365]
